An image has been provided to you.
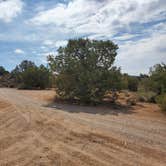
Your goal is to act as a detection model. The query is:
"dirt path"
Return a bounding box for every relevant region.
[0,88,166,166]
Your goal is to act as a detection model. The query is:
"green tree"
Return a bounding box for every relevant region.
[149,63,166,95]
[0,66,9,76]
[138,63,166,106]
[122,74,139,91]
[12,60,51,89]
[11,60,36,85]
[48,38,122,103]
[37,65,51,89]
[127,76,139,92]
[156,94,166,112]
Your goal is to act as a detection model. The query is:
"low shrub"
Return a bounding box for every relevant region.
[138,96,147,102]
[126,97,137,106]
[156,94,166,112]
[12,61,51,89]
[125,92,130,97]
[137,91,156,103]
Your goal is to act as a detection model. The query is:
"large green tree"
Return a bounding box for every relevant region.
[48,38,122,103]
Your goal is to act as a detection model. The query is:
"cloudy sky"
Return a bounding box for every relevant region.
[0,0,165,75]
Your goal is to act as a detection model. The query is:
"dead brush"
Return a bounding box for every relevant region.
[126,97,137,106]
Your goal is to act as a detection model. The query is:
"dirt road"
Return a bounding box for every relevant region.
[0,88,166,166]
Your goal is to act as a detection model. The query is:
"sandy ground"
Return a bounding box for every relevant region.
[0,88,166,166]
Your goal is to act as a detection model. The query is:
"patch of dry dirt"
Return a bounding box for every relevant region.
[0,88,166,166]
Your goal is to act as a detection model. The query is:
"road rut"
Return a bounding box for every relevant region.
[0,88,166,166]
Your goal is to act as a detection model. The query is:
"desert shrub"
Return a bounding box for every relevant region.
[107,91,119,103]
[12,60,51,89]
[156,94,166,112]
[140,63,166,95]
[122,74,139,92]
[126,97,137,106]
[137,91,157,103]
[48,38,122,104]
[138,63,166,108]
[0,66,9,76]
[149,63,166,94]
[127,76,139,92]
[121,74,128,89]
[125,92,130,97]
[138,95,147,102]
[0,74,15,88]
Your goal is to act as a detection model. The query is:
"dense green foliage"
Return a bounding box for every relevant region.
[0,38,165,111]
[0,66,9,76]
[122,74,139,91]
[138,63,166,111]
[149,64,166,111]
[149,63,166,95]
[156,94,166,112]
[48,39,122,103]
[0,66,13,88]
[139,64,166,94]
[137,91,156,103]
[12,60,51,89]
[128,76,139,92]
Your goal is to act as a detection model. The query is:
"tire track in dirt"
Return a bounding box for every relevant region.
[0,88,166,166]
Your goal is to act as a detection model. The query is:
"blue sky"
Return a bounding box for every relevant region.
[0,0,166,75]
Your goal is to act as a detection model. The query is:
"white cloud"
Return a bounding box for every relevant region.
[43,40,67,48]
[38,51,57,64]
[116,32,166,75]
[14,48,25,54]
[55,40,67,47]
[0,0,23,22]
[29,0,166,37]
[43,51,56,56]
[43,40,54,46]
[114,34,139,41]
[2,0,165,75]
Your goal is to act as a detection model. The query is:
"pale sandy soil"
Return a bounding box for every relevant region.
[0,88,166,166]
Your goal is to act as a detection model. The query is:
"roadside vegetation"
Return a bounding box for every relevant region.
[0,39,165,111]
[48,39,122,104]
[11,60,51,89]
[140,63,166,111]
[0,66,9,76]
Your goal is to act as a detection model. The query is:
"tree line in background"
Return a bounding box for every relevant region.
[0,39,165,111]
[0,61,52,89]
[11,61,51,89]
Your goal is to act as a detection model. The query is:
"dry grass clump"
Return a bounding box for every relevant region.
[126,97,137,106]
